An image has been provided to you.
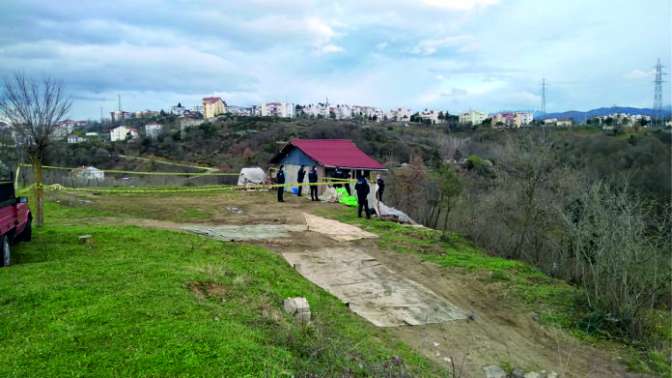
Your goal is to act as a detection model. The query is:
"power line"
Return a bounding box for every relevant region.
[653,58,666,122]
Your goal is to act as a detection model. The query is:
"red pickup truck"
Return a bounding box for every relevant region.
[0,182,32,267]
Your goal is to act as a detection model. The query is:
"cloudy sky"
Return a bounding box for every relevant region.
[1,0,670,119]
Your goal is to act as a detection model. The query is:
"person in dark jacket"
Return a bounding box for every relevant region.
[343,169,352,195]
[376,174,385,202]
[308,166,319,201]
[354,173,371,219]
[276,165,285,202]
[296,165,306,197]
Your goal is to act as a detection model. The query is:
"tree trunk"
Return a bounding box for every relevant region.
[31,155,45,226]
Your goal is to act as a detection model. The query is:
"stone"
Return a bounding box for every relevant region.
[482,365,507,378]
[524,372,542,378]
[283,297,311,323]
[78,235,93,244]
[546,372,559,378]
[511,368,526,378]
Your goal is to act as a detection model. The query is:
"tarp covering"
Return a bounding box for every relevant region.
[282,247,466,327]
[304,213,377,241]
[320,187,340,203]
[182,224,306,241]
[375,201,417,224]
[237,167,266,186]
[336,187,358,207]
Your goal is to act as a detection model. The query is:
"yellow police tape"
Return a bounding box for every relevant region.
[22,179,356,195]
[19,164,240,176]
[17,163,365,194]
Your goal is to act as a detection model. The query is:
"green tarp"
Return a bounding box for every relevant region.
[336,187,358,207]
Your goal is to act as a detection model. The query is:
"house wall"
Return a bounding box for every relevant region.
[203,100,226,119]
[279,148,325,194]
[282,148,316,166]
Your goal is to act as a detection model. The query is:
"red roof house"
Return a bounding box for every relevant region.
[270,139,385,170]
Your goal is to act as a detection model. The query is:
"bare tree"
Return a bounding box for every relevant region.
[0,73,72,226]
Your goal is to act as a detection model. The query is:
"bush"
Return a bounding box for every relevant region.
[563,183,671,339]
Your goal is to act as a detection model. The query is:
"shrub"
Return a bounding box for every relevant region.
[563,183,672,340]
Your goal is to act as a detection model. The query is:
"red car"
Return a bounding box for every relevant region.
[0,181,32,267]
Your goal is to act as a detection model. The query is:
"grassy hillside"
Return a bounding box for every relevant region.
[0,202,440,377]
[314,205,672,377]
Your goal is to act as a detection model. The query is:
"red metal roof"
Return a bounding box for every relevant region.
[202,97,222,104]
[279,139,385,170]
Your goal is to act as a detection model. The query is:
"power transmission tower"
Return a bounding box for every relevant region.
[118,94,122,112]
[653,58,666,125]
[540,78,547,114]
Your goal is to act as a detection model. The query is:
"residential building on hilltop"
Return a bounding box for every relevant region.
[418,109,440,125]
[592,113,651,126]
[67,135,86,144]
[134,110,160,118]
[387,108,412,122]
[301,103,330,118]
[144,123,163,139]
[261,102,295,118]
[110,125,139,142]
[543,118,573,127]
[352,105,384,121]
[333,104,353,120]
[492,112,533,128]
[459,111,488,126]
[202,97,227,119]
[228,105,253,116]
[110,111,133,122]
[171,103,188,115]
[53,120,76,139]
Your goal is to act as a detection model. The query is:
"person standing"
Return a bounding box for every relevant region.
[343,170,352,195]
[376,174,385,202]
[276,165,285,202]
[308,165,319,201]
[297,165,306,197]
[355,173,371,219]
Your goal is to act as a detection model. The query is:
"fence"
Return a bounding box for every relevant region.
[16,164,356,194]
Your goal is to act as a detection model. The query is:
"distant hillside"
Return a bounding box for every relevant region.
[537,106,672,122]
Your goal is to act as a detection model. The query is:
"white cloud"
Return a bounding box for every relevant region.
[1,0,669,118]
[624,68,655,80]
[317,44,345,54]
[422,0,499,11]
[411,35,478,55]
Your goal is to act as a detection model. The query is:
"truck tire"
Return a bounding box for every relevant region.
[0,235,10,267]
[20,218,32,242]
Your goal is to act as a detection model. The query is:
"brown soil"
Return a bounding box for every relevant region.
[187,280,229,300]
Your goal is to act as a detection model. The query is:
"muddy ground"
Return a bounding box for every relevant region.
[50,190,635,377]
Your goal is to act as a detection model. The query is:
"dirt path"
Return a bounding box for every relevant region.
[57,191,632,377]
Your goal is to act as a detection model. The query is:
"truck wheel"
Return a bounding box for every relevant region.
[0,235,10,267]
[21,218,32,242]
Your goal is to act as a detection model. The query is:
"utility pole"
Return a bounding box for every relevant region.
[540,78,547,114]
[653,58,666,126]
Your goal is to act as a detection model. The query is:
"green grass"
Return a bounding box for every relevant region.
[314,206,672,377]
[315,206,578,321]
[0,203,440,377]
